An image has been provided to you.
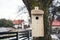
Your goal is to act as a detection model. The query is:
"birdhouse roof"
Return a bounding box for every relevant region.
[31,7,44,15]
[31,10,44,15]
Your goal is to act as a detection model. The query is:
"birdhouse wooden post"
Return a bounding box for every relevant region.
[31,7,44,40]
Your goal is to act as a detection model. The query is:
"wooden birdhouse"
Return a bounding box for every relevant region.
[31,7,44,37]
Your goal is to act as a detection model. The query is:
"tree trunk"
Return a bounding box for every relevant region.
[23,0,52,40]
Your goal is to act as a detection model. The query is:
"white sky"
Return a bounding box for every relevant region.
[52,0,60,7]
[0,0,60,25]
[0,0,29,22]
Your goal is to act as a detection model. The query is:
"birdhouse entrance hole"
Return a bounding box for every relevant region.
[36,16,39,20]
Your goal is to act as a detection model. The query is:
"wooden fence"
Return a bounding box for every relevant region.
[0,30,32,40]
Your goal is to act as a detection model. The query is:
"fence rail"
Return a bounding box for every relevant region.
[0,30,32,40]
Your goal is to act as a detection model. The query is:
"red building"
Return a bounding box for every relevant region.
[13,20,24,29]
[52,19,60,28]
[13,20,24,25]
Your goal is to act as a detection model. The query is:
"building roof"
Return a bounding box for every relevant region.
[52,19,60,26]
[13,20,24,25]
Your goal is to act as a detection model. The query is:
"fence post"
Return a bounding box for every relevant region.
[26,30,29,40]
[16,32,19,40]
[28,30,29,40]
